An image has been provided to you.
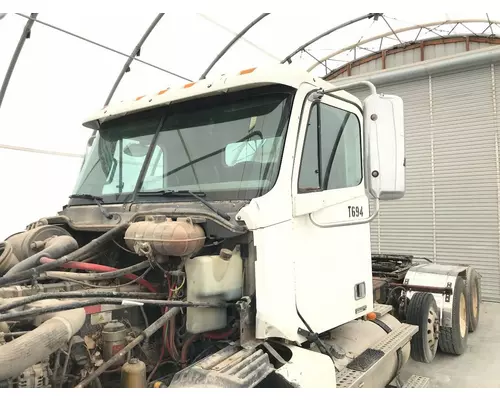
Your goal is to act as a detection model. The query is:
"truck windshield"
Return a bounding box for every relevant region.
[71,85,294,204]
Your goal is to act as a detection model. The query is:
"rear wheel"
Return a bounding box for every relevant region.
[406,292,440,363]
[466,268,481,333]
[438,277,468,355]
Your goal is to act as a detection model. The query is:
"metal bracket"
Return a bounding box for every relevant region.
[308,91,324,102]
[297,327,319,342]
[236,296,255,348]
[262,341,289,365]
[445,282,452,302]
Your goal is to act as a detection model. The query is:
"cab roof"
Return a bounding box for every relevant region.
[82,64,362,130]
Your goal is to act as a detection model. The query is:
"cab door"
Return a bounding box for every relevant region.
[291,93,373,335]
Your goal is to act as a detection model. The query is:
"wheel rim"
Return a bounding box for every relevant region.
[427,306,439,353]
[459,292,467,337]
[472,281,479,320]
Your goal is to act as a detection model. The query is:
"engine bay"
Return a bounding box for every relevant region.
[0,213,254,388]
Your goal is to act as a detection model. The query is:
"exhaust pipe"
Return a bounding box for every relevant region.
[0,299,85,380]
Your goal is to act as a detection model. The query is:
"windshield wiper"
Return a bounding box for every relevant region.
[138,190,231,221]
[69,194,113,220]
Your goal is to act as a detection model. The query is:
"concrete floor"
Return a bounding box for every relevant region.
[400,301,500,388]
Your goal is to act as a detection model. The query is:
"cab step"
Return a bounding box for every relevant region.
[402,374,431,388]
[336,323,418,388]
[373,303,393,317]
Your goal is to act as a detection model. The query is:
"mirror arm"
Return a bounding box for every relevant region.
[308,197,380,228]
[321,80,377,96]
[306,80,385,228]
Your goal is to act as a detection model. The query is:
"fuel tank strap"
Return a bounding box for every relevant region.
[369,318,392,334]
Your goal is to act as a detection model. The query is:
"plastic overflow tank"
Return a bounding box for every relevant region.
[185,246,243,334]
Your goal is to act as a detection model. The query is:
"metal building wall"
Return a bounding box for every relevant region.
[348,63,500,302]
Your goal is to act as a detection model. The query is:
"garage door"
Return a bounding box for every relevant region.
[346,64,500,302]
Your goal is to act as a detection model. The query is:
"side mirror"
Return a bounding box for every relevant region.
[363,93,405,201]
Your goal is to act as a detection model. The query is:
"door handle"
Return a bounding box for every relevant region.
[354,282,366,300]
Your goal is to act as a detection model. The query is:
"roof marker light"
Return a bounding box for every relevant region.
[184,82,196,89]
[158,88,169,95]
[136,95,145,101]
[239,67,256,75]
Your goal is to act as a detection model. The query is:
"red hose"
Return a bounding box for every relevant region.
[180,334,200,367]
[39,257,157,293]
[203,326,237,340]
[147,338,165,383]
[162,307,174,359]
[169,318,180,360]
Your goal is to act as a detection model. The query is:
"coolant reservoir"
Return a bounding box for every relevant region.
[186,247,243,334]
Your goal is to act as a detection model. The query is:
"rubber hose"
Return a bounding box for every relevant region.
[0,299,225,322]
[0,299,85,380]
[203,326,237,340]
[5,235,78,277]
[0,223,130,287]
[67,223,130,261]
[40,257,157,293]
[181,334,200,367]
[0,290,166,314]
[43,260,150,281]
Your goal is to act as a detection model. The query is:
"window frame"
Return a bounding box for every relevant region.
[297,99,363,194]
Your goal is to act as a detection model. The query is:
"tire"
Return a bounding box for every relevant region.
[406,292,440,363]
[438,276,468,355]
[466,268,481,333]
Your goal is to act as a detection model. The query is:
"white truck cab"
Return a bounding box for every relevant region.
[82,64,406,345]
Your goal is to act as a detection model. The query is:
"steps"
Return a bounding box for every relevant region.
[373,303,393,317]
[336,323,418,388]
[402,374,431,388]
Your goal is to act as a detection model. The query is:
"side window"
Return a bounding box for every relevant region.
[298,102,362,193]
[298,105,320,191]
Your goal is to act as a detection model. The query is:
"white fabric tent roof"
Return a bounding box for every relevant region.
[0,11,499,237]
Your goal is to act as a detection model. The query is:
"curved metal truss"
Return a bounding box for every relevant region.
[3,13,500,117]
[0,13,186,113]
[0,13,38,109]
[0,12,380,113]
[307,18,500,76]
[199,13,270,80]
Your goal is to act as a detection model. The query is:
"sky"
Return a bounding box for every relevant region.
[0,5,499,238]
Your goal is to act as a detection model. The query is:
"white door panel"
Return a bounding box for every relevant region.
[293,185,368,220]
[291,93,373,334]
